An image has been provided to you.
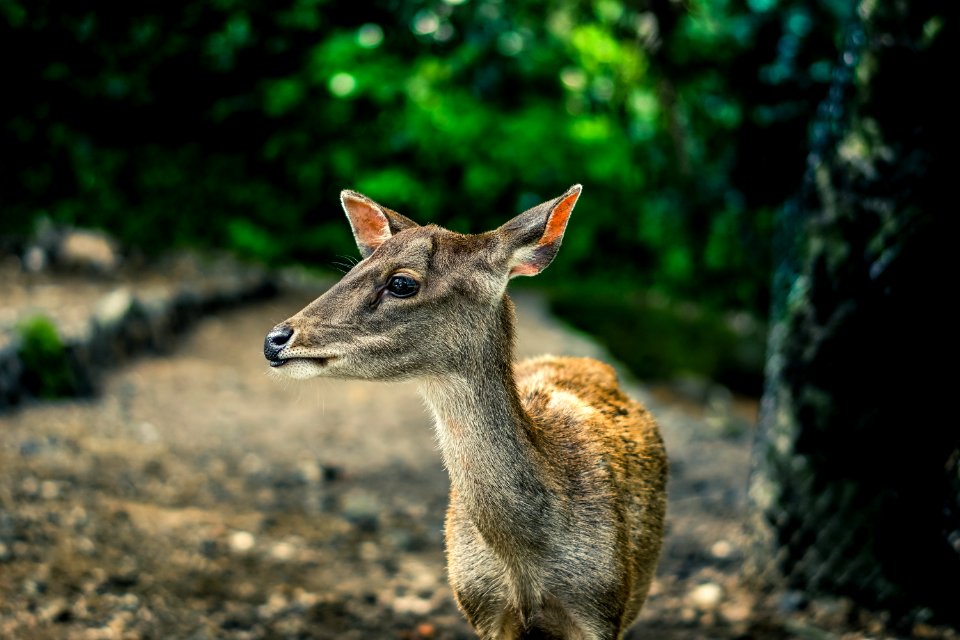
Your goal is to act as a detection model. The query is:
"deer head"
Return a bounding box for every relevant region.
[263,185,582,381]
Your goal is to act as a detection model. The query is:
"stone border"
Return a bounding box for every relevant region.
[0,261,276,412]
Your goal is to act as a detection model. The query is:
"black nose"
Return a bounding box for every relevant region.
[264,325,294,361]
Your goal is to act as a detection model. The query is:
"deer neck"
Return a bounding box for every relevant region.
[418,296,553,559]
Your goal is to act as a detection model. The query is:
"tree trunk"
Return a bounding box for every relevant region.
[748,0,959,626]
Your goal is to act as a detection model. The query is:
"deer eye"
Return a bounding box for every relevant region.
[386,274,419,298]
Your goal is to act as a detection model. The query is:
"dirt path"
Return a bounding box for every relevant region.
[1,286,912,639]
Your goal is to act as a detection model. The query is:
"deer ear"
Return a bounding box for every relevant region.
[340,190,420,258]
[499,184,582,278]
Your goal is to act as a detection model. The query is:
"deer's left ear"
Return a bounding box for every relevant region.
[498,184,582,278]
[341,190,420,259]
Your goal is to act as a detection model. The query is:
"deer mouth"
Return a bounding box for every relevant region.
[269,356,335,368]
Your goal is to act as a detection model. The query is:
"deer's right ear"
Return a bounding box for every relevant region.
[340,190,420,259]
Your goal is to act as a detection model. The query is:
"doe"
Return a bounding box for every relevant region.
[263,185,667,639]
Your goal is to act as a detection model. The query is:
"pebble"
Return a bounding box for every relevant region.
[359,541,380,562]
[76,537,96,556]
[710,539,735,559]
[269,541,297,562]
[391,595,434,616]
[40,480,60,500]
[297,460,322,484]
[67,505,89,529]
[59,230,120,273]
[229,531,256,554]
[20,476,39,497]
[137,421,160,443]
[239,453,265,475]
[687,582,724,610]
[385,527,416,551]
[95,288,133,325]
[258,591,289,619]
[721,601,752,623]
[19,439,42,457]
[341,490,382,532]
[38,597,70,623]
[119,593,140,611]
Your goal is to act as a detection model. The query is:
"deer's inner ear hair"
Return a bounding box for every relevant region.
[386,274,419,298]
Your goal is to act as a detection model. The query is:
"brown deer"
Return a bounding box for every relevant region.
[263,185,667,639]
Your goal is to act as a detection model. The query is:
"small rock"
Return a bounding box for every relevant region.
[23,246,46,272]
[20,476,39,497]
[24,579,46,595]
[40,480,60,500]
[0,542,10,561]
[72,596,89,619]
[710,539,734,559]
[258,591,289,619]
[81,626,114,640]
[67,506,89,530]
[293,589,320,608]
[721,601,752,623]
[359,541,380,562]
[687,582,724,611]
[385,527,416,552]
[58,229,120,273]
[94,289,133,326]
[137,422,160,443]
[269,541,297,562]
[76,537,96,556]
[19,439,42,456]
[229,530,256,554]
[38,598,71,623]
[107,610,134,635]
[200,539,219,558]
[239,453,265,475]
[341,490,381,532]
[297,460,322,484]
[119,593,140,611]
[272,616,307,635]
[391,595,434,616]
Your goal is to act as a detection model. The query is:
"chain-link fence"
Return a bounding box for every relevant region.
[746,1,960,627]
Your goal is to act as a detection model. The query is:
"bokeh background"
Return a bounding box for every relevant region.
[1,0,853,393]
[2,0,957,637]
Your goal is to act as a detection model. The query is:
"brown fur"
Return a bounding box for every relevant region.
[264,186,667,639]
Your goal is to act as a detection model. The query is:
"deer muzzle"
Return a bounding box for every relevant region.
[264,324,294,366]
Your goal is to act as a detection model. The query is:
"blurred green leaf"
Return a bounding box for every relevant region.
[263,77,305,116]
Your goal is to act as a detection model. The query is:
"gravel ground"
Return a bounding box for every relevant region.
[1,281,956,639]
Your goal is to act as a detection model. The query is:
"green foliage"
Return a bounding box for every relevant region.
[542,281,767,394]
[1,0,851,318]
[16,315,79,399]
